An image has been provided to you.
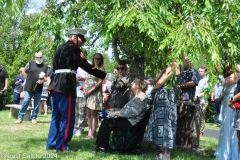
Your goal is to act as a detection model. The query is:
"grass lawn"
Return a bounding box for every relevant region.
[0,109,218,160]
[205,123,221,131]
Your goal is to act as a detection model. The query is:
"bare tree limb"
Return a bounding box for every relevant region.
[87,35,100,47]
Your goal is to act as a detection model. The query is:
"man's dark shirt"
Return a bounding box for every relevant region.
[178,67,200,101]
[0,68,8,90]
[24,61,48,93]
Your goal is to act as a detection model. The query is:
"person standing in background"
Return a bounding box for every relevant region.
[194,66,209,138]
[74,51,89,136]
[13,68,25,104]
[0,63,8,111]
[145,59,180,160]
[108,63,130,109]
[211,80,224,127]
[84,53,105,139]
[214,68,240,160]
[176,55,200,149]
[39,75,51,116]
[15,51,48,124]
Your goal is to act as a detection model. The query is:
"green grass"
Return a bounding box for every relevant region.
[0,110,218,160]
[205,123,221,130]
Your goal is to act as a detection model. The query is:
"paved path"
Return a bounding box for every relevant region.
[204,128,219,139]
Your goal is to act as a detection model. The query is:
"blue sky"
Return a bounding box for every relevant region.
[26,0,46,14]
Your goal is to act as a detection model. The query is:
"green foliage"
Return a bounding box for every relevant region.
[3,0,240,103]
[206,103,214,123]
[0,1,55,104]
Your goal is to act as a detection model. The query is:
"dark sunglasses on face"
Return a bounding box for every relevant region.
[116,67,124,70]
[94,57,101,60]
[36,57,42,59]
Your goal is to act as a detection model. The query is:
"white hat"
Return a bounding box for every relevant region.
[67,28,87,36]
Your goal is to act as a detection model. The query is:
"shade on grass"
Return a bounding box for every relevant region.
[0,110,218,160]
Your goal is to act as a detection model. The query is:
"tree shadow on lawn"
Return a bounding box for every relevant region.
[18,136,216,160]
[68,135,216,159]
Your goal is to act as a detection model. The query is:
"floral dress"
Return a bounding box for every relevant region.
[84,74,103,111]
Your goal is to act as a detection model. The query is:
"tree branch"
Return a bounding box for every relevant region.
[87,35,100,47]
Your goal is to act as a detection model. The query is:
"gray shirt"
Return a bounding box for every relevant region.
[120,92,148,126]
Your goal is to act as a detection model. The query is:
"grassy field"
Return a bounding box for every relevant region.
[205,123,220,131]
[0,110,218,160]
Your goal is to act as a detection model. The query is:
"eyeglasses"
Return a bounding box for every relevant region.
[36,57,42,59]
[116,67,124,70]
[94,57,101,60]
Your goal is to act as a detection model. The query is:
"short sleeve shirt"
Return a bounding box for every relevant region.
[178,68,200,101]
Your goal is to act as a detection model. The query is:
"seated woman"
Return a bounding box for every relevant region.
[94,77,149,153]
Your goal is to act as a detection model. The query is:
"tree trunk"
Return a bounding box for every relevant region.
[129,55,145,81]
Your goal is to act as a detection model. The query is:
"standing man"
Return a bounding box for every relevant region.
[13,67,26,104]
[46,28,106,152]
[211,80,223,127]
[194,66,209,138]
[0,63,8,111]
[74,51,89,136]
[176,55,200,149]
[15,52,48,124]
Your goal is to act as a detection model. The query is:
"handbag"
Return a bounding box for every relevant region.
[234,101,240,109]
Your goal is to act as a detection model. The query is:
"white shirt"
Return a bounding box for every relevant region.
[195,76,209,103]
[76,66,88,97]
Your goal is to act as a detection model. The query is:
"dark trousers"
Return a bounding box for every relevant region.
[96,117,132,149]
[176,101,200,148]
[214,102,221,125]
[0,92,4,110]
[46,91,76,151]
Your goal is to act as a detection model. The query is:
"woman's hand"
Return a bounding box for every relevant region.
[144,80,150,85]
[228,99,235,109]
[171,61,180,75]
[83,90,91,97]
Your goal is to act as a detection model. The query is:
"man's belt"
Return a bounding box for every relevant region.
[54,69,76,74]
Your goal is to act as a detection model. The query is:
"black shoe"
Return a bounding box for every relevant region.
[92,147,105,154]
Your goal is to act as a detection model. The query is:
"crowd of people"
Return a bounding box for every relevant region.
[0,28,240,159]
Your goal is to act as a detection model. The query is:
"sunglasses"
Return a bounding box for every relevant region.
[36,57,42,59]
[116,67,124,70]
[94,57,101,60]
